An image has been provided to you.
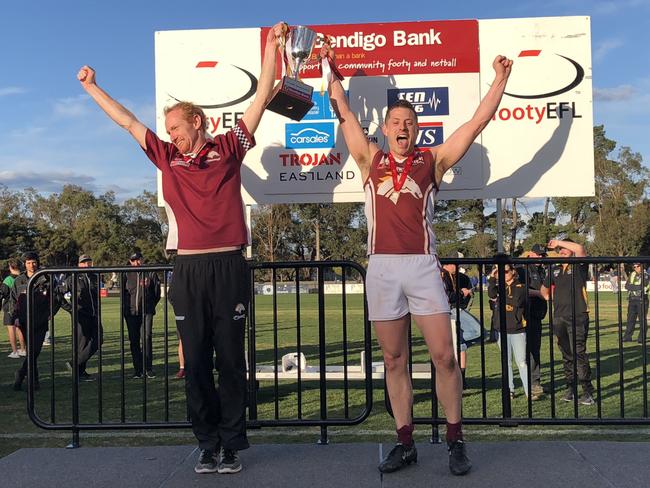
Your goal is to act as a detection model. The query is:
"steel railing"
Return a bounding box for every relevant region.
[21,256,650,447]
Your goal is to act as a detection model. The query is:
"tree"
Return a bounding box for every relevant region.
[0,186,35,264]
[288,203,367,263]
[250,204,293,262]
[523,208,557,249]
[435,199,495,257]
[590,143,649,256]
[121,191,169,263]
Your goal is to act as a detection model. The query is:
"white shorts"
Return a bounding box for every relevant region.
[366,254,451,321]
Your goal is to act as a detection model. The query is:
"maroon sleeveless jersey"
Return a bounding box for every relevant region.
[364,149,439,255]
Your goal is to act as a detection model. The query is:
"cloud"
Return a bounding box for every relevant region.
[594,84,636,101]
[53,94,91,118]
[593,38,624,63]
[0,170,97,193]
[0,86,27,97]
[7,126,47,139]
[594,0,650,15]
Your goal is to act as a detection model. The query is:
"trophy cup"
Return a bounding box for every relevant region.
[266,25,318,121]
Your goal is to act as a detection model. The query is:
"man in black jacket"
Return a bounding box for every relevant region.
[541,239,595,405]
[11,252,54,390]
[488,264,529,398]
[59,254,102,381]
[518,244,549,400]
[121,252,161,378]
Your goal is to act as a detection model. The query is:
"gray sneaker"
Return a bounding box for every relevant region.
[218,448,242,474]
[561,388,574,402]
[194,449,218,474]
[579,392,595,406]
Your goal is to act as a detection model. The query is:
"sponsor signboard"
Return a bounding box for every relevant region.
[154,16,593,204]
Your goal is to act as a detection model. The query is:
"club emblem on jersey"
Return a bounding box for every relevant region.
[205,149,222,164]
[376,174,423,204]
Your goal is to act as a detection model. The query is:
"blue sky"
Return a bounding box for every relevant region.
[1,0,648,202]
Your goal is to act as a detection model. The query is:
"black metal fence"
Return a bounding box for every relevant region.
[20,256,650,446]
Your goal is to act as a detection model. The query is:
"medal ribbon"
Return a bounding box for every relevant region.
[387,151,415,192]
[181,143,210,165]
[318,37,344,95]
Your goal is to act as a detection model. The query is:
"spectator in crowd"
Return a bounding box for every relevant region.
[623,262,649,343]
[518,244,548,400]
[488,264,529,398]
[2,259,25,358]
[121,251,161,379]
[59,254,102,381]
[469,275,479,291]
[441,257,473,389]
[11,252,55,391]
[541,239,595,405]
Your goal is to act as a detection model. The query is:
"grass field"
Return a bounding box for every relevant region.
[1,289,650,458]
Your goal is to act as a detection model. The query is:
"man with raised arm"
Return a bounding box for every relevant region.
[78,22,286,475]
[322,41,512,476]
[540,238,595,406]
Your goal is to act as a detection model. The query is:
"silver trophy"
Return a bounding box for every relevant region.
[267,25,318,121]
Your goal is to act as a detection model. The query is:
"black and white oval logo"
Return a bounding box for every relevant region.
[167,61,258,109]
[504,50,585,100]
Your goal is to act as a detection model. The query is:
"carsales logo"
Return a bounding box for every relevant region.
[387,87,449,116]
[285,123,335,149]
[504,50,584,99]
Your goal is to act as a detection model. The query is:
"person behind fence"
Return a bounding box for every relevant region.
[59,254,102,382]
[441,258,473,389]
[121,251,161,379]
[623,262,649,343]
[321,37,512,476]
[518,244,549,400]
[77,21,285,475]
[2,259,25,359]
[488,264,529,398]
[540,239,595,406]
[11,252,56,391]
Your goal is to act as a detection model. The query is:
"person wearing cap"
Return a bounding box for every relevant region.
[540,239,595,405]
[58,254,102,381]
[121,252,161,378]
[78,22,287,475]
[623,262,650,343]
[10,252,55,390]
[517,244,549,400]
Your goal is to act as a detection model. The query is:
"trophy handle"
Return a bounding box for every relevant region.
[293,58,304,80]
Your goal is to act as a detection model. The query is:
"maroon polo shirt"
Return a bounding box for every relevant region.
[142,120,254,250]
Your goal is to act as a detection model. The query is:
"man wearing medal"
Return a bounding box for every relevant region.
[321,40,512,476]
